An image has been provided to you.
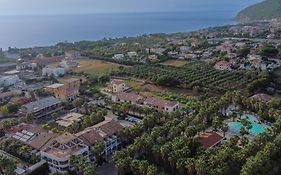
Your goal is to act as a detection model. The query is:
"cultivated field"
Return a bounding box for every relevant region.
[160,60,188,67]
[72,59,128,76]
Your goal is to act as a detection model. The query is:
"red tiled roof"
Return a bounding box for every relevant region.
[78,130,103,146]
[99,120,123,136]
[198,131,224,149]
[144,97,178,108]
[116,92,143,103]
[111,79,125,85]
[29,133,59,150]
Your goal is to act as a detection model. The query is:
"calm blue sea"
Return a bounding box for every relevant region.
[0,1,259,49]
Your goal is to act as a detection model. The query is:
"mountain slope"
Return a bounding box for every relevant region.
[236,0,281,22]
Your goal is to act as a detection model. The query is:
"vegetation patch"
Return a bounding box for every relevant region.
[160,60,188,67]
[71,59,127,76]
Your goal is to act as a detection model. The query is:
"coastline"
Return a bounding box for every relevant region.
[0,11,237,50]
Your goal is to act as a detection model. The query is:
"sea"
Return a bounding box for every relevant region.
[0,1,261,49]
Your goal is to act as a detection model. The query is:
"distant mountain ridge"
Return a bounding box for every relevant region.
[236,0,281,22]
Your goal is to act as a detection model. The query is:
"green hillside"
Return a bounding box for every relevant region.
[236,0,281,22]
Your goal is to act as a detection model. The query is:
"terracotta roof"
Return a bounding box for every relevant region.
[144,97,178,108]
[54,132,77,144]
[115,92,143,103]
[111,79,125,85]
[29,133,59,150]
[76,119,124,146]
[78,130,103,146]
[99,120,123,136]
[198,131,224,149]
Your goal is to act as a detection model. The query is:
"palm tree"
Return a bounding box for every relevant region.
[221,123,229,137]
[195,158,206,175]
[186,158,195,175]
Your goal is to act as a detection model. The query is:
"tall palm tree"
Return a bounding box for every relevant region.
[186,158,195,175]
[195,158,206,175]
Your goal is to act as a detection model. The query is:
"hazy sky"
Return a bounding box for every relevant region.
[0,0,261,15]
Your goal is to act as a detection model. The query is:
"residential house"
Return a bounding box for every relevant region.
[111,79,127,93]
[16,62,37,71]
[145,48,166,55]
[20,97,63,121]
[65,50,81,59]
[144,97,180,113]
[31,56,64,67]
[10,123,47,144]
[113,54,125,60]
[214,61,232,71]
[147,55,159,62]
[59,60,79,69]
[42,67,65,77]
[198,131,224,149]
[0,75,21,87]
[112,92,144,105]
[40,133,89,174]
[127,51,138,58]
[46,78,80,101]
[179,46,192,53]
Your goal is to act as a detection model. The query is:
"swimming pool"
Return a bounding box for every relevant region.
[228,115,267,136]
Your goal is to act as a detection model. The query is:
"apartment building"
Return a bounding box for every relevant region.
[20,97,63,120]
[46,78,80,101]
[41,132,89,174]
[76,119,123,157]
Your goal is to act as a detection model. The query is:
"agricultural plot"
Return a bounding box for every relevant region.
[123,62,252,93]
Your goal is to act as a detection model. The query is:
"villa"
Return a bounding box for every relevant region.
[46,78,80,101]
[110,79,127,93]
[144,97,180,113]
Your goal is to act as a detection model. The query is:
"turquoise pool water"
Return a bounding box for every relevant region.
[228,115,267,135]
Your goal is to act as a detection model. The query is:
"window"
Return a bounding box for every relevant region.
[59,160,68,165]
